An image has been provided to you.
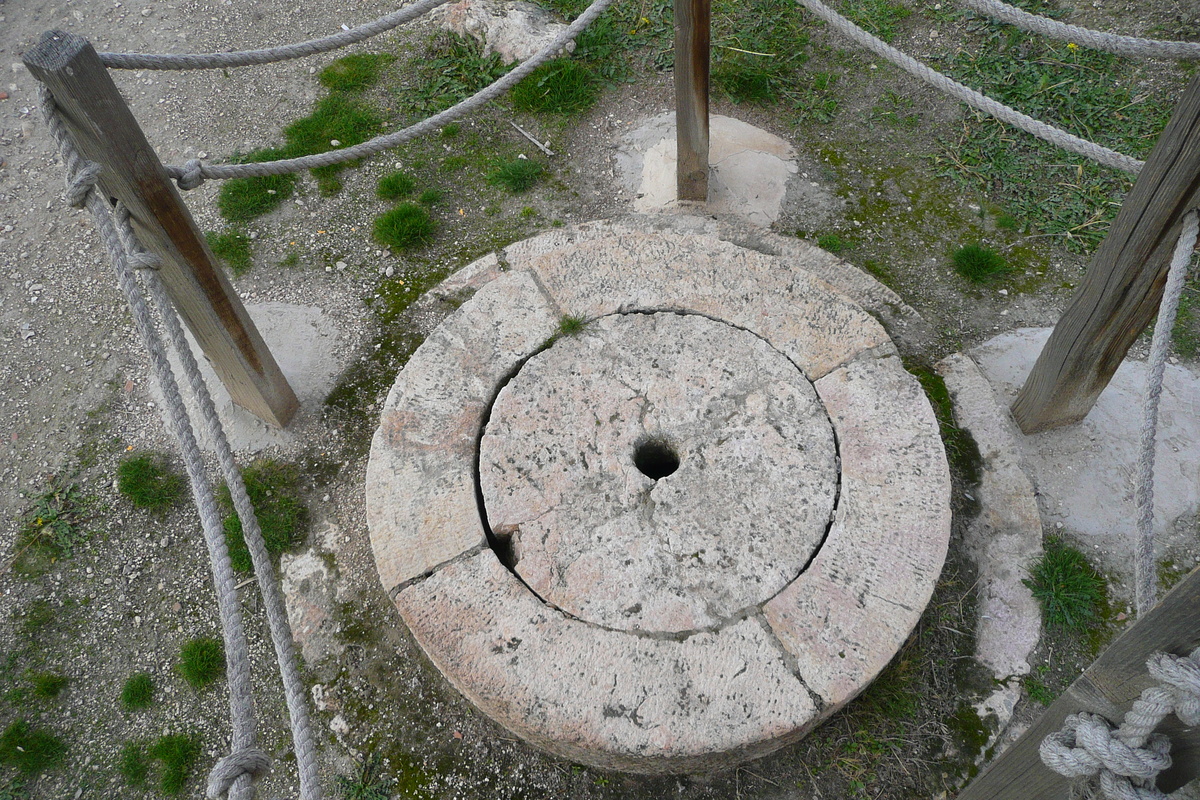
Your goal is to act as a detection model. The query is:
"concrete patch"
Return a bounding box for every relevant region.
[280,549,344,666]
[615,113,816,227]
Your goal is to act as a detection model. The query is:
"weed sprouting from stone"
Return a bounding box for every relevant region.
[558,315,586,336]
[1023,536,1107,629]
[117,453,186,512]
[177,638,224,690]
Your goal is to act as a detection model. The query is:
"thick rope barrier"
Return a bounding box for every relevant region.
[961,0,1200,61]
[795,0,1144,174]
[1133,210,1199,616]
[39,85,322,800]
[99,0,451,70]
[163,0,617,189]
[1041,646,1200,799]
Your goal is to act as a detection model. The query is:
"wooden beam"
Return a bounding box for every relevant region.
[1012,73,1200,434]
[959,563,1200,799]
[24,31,299,428]
[674,0,710,202]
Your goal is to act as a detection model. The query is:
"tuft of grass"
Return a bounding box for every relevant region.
[121,672,155,711]
[117,453,186,512]
[29,672,67,699]
[952,243,1008,283]
[178,638,224,690]
[217,148,298,224]
[488,158,545,193]
[335,750,395,800]
[418,188,443,206]
[510,59,599,114]
[318,53,394,93]
[148,734,200,795]
[119,742,149,787]
[13,479,90,573]
[1023,536,1107,629]
[218,460,309,573]
[205,230,254,276]
[558,315,586,336]
[0,720,67,775]
[376,171,416,201]
[440,123,461,138]
[373,204,436,252]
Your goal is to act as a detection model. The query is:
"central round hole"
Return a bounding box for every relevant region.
[633,437,680,480]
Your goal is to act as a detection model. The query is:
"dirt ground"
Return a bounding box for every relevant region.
[1,0,1198,798]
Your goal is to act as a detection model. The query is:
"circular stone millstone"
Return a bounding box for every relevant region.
[365,221,952,774]
[480,312,837,633]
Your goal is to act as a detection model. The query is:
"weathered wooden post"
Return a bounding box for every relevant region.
[958,564,1200,799]
[1012,73,1200,434]
[24,31,299,428]
[674,0,710,202]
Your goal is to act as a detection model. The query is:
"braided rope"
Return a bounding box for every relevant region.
[99,0,451,70]
[961,0,1200,61]
[1133,210,1199,616]
[795,0,1144,174]
[1040,647,1200,800]
[39,85,263,800]
[163,0,617,187]
[39,84,324,800]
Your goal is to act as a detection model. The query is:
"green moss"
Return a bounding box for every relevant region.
[0,720,67,775]
[148,734,200,795]
[816,233,851,254]
[121,672,155,711]
[318,53,394,93]
[178,638,224,690]
[218,460,308,573]
[1024,536,1107,629]
[488,158,544,193]
[205,230,254,276]
[374,204,436,251]
[117,453,186,511]
[119,742,149,787]
[947,704,995,772]
[904,360,983,491]
[510,59,599,114]
[376,171,416,201]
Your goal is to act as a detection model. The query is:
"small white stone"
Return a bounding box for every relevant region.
[330,139,341,147]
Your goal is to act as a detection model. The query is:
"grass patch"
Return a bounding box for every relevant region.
[1173,279,1200,360]
[12,479,90,573]
[1023,536,1107,629]
[205,230,254,276]
[217,148,298,224]
[148,734,200,795]
[840,0,912,43]
[121,672,155,711]
[711,0,812,106]
[952,243,1008,283]
[284,95,383,195]
[178,638,224,690]
[510,59,599,114]
[0,720,67,775]
[397,33,511,117]
[117,453,186,512]
[218,460,308,573]
[488,158,544,193]
[418,188,443,206]
[29,672,67,699]
[318,53,394,93]
[817,233,852,254]
[376,171,416,201]
[119,742,149,787]
[373,204,436,251]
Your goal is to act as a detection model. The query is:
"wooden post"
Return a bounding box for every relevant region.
[1012,73,1200,434]
[959,564,1200,799]
[24,31,299,428]
[674,0,710,202]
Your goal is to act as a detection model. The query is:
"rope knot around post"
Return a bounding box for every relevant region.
[206,747,272,799]
[177,158,206,190]
[1149,651,1200,726]
[66,160,100,208]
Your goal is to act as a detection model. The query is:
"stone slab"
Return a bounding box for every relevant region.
[765,355,951,706]
[938,353,1042,682]
[517,231,894,380]
[394,550,820,773]
[366,271,559,593]
[479,313,837,632]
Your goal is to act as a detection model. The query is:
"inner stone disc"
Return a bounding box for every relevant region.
[479,313,838,633]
